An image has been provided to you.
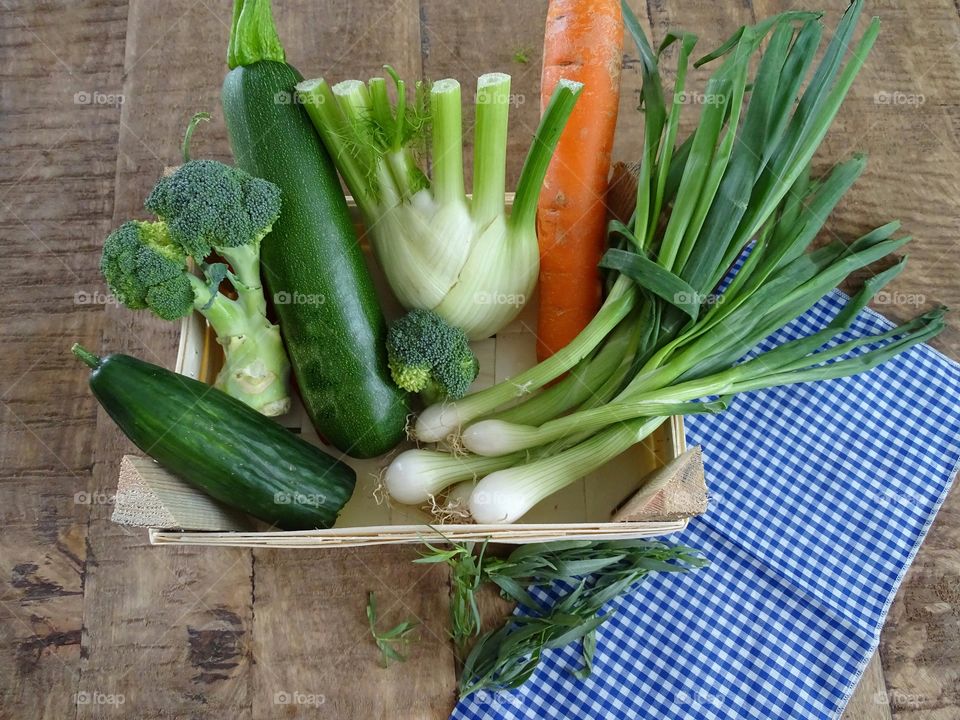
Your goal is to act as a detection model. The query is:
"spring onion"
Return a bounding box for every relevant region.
[296,71,582,339]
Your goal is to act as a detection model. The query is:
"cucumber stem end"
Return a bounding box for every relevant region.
[71,343,101,369]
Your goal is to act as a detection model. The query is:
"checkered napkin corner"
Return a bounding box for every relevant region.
[452,292,960,720]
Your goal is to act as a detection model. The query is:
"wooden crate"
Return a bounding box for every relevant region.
[143,198,689,547]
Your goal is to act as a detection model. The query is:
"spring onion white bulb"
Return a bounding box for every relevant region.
[414,402,465,444]
[384,447,519,505]
[467,474,530,525]
[462,419,540,457]
[469,418,668,524]
[297,71,582,339]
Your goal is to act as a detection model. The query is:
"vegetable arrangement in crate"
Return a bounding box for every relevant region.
[69,0,948,698]
[78,0,943,540]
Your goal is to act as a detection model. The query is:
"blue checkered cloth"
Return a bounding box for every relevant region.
[452,291,960,720]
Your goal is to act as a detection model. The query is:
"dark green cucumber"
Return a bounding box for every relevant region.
[221,1,409,458]
[73,345,355,530]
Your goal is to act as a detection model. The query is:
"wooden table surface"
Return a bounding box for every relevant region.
[2,1,958,718]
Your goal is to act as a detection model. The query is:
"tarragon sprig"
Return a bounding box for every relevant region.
[416,538,707,695]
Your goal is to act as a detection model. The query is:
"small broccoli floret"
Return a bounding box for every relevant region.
[145,159,281,258]
[387,309,479,402]
[100,221,194,321]
[100,157,290,417]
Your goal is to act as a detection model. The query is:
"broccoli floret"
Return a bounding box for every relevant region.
[100,221,194,321]
[386,309,479,402]
[145,159,281,259]
[100,159,290,417]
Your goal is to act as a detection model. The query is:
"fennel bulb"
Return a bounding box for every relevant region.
[297,71,582,339]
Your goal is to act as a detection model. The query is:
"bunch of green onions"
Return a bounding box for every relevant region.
[385,1,946,522]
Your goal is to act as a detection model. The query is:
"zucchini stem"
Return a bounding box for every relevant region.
[227,0,286,69]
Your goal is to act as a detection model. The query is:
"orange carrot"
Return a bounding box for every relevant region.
[536,0,623,361]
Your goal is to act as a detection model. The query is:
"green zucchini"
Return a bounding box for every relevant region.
[72,344,355,530]
[220,0,409,458]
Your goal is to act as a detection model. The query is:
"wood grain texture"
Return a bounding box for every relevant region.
[0,0,127,716]
[77,1,255,716]
[79,1,456,718]
[844,653,894,720]
[1,1,958,718]
[112,455,254,531]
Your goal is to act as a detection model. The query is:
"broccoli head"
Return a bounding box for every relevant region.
[99,154,291,417]
[386,309,479,402]
[100,220,194,321]
[145,159,281,258]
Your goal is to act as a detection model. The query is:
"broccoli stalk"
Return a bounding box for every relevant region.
[386,309,479,404]
[101,159,291,416]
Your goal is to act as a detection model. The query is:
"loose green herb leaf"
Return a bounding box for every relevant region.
[512,46,532,64]
[366,591,419,667]
[575,628,597,680]
[417,539,706,696]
